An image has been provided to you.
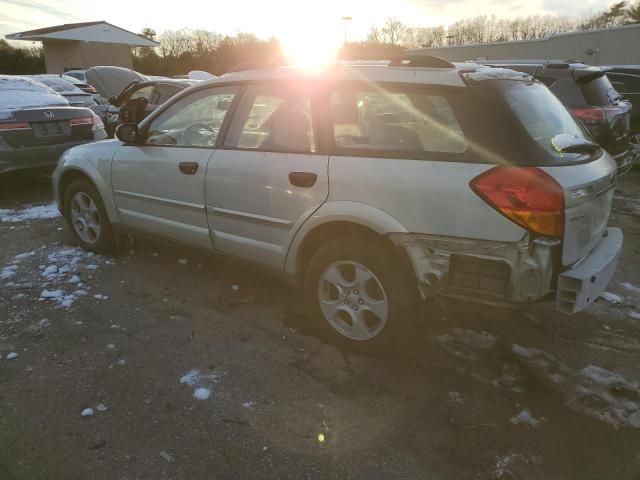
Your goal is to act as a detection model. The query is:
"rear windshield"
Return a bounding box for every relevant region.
[468,79,599,166]
[504,82,587,157]
[579,74,621,106]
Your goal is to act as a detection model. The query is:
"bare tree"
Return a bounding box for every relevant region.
[627,0,640,22]
[382,17,408,45]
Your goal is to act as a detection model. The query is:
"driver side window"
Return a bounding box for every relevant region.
[145,86,239,147]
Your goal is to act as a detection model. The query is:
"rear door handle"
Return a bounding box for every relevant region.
[179,162,198,175]
[289,172,317,188]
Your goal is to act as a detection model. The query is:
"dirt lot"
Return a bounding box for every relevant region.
[1,169,640,480]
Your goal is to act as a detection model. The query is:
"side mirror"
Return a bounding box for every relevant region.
[115,123,140,143]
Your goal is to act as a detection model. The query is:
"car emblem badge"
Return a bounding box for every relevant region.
[43,111,54,120]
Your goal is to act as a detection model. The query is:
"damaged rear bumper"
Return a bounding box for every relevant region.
[389,228,622,313]
[556,227,623,314]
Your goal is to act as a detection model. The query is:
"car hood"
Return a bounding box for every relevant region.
[86,66,148,100]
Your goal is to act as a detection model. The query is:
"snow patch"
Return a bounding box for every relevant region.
[629,311,640,320]
[6,352,18,360]
[180,368,218,386]
[513,344,640,428]
[193,388,211,400]
[621,283,640,295]
[180,368,218,400]
[81,408,94,417]
[510,409,540,427]
[601,292,623,303]
[1,265,18,280]
[241,401,255,409]
[96,403,108,412]
[40,289,64,299]
[0,203,60,222]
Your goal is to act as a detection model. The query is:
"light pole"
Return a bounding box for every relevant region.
[341,16,352,47]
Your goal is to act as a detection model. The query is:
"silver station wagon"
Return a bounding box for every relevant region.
[53,57,623,349]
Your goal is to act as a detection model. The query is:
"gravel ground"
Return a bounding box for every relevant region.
[1,169,640,480]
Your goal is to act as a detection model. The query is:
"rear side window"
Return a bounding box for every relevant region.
[224,84,316,153]
[579,74,620,106]
[331,85,467,155]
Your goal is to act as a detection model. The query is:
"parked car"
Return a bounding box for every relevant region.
[25,75,96,108]
[86,66,195,136]
[53,59,622,349]
[64,70,87,83]
[602,65,640,163]
[0,75,107,175]
[477,60,633,175]
[59,74,99,96]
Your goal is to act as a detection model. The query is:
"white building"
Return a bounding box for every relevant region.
[6,21,159,73]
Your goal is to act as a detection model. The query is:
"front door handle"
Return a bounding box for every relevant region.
[289,172,317,188]
[179,162,198,175]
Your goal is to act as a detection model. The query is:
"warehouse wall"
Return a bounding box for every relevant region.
[43,41,133,73]
[407,24,640,65]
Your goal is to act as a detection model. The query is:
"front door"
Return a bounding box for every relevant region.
[205,82,329,268]
[111,85,240,249]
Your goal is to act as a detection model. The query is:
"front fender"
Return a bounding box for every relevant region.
[284,200,408,275]
[53,140,122,224]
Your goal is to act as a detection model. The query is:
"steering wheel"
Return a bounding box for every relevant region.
[182,123,216,146]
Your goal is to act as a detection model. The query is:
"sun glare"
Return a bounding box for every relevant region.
[280,30,341,70]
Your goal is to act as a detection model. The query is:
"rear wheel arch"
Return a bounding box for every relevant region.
[293,221,416,288]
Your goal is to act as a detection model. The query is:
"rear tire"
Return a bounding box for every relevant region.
[303,236,418,352]
[63,178,114,253]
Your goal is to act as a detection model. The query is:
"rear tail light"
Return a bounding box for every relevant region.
[91,113,104,132]
[0,122,31,131]
[571,106,624,124]
[70,116,92,126]
[70,114,104,132]
[470,166,565,238]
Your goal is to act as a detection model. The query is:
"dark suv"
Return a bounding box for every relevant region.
[603,65,640,160]
[481,61,633,175]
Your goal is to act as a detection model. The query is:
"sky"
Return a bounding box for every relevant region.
[0,0,615,46]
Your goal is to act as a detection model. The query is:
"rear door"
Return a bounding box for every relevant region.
[205,82,329,269]
[111,85,239,249]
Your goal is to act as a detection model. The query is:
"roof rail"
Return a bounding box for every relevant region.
[392,55,455,69]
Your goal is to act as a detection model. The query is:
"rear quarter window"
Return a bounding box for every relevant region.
[330,84,483,160]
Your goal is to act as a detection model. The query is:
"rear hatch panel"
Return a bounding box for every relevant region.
[541,152,617,266]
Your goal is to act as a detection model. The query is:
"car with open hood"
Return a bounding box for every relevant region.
[0,75,106,175]
[53,58,623,350]
[86,66,196,136]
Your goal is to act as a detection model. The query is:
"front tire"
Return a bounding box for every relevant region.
[303,237,417,352]
[63,178,114,253]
